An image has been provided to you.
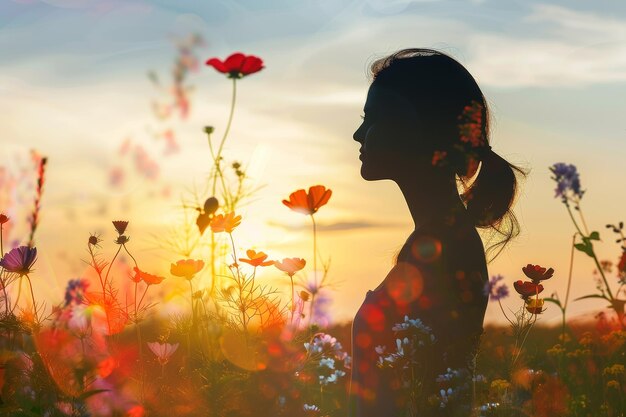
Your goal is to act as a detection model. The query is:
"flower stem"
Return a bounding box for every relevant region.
[25,274,38,326]
[123,243,139,268]
[9,277,22,315]
[290,274,295,324]
[310,214,318,328]
[104,245,122,294]
[576,202,590,235]
[498,298,515,326]
[565,203,615,301]
[210,78,238,208]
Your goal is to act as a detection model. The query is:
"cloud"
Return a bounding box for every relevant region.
[266,219,403,232]
[466,4,626,88]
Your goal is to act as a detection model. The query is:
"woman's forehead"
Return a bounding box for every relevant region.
[364,82,417,116]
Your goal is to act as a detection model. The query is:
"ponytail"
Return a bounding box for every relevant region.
[461,148,527,262]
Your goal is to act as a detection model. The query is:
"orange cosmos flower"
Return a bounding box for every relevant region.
[239,249,274,267]
[170,259,205,280]
[522,264,554,284]
[210,212,242,233]
[282,185,332,216]
[132,267,165,285]
[274,257,306,277]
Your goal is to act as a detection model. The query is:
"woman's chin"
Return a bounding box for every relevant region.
[360,165,382,181]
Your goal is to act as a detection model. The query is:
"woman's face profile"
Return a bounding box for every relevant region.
[353,82,421,181]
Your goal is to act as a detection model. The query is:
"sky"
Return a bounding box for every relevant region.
[1,0,625,327]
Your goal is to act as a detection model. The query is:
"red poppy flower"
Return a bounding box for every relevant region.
[205,52,264,79]
[282,185,332,216]
[0,213,8,224]
[513,280,544,299]
[522,264,554,283]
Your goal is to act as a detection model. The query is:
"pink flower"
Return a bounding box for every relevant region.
[147,342,179,366]
[0,246,37,276]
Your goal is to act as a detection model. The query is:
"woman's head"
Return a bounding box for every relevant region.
[353,48,526,260]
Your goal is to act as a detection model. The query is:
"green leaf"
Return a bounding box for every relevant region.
[588,231,600,240]
[574,294,610,302]
[544,297,562,309]
[574,242,594,257]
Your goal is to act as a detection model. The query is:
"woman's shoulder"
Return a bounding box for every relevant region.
[401,213,485,267]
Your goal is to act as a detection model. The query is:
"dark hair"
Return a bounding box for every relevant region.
[368,48,527,261]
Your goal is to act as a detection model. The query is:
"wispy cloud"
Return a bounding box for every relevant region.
[266,219,403,232]
[466,4,626,87]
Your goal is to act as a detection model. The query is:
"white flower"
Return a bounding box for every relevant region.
[319,357,335,369]
[67,304,91,337]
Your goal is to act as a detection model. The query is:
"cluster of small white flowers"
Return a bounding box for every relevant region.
[319,369,346,385]
[392,315,434,337]
[473,374,487,383]
[438,387,454,408]
[376,316,438,371]
[303,404,320,412]
[319,357,335,370]
[304,333,343,355]
[477,402,500,416]
[436,367,464,383]
[302,333,351,387]
[376,337,419,369]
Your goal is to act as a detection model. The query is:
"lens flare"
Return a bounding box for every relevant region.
[384,261,424,306]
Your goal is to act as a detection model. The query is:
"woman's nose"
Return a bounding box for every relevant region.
[353,125,364,143]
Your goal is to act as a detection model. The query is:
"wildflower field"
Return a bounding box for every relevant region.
[1,44,625,417]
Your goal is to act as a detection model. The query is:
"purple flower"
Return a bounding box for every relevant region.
[0,246,37,276]
[549,163,584,200]
[483,274,509,301]
[64,278,89,306]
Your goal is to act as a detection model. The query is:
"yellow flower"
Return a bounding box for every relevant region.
[490,379,511,394]
[525,297,545,314]
[547,344,566,357]
[603,364,625,377]
[606,380,620,390]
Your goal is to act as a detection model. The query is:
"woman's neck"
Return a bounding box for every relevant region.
[395,174,468,231]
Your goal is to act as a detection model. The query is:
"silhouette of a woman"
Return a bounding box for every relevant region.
[348,49,525,417]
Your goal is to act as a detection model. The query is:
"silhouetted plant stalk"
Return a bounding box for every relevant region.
[544,233,577,344]
[27,152,47,248]
[0,216,8,313]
